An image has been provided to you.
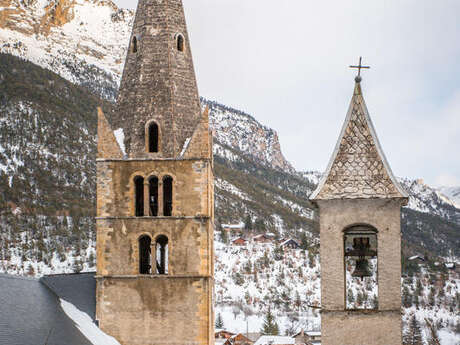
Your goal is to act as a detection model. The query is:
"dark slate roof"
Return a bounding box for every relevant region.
[0,273,95,345]
[40,272,96,321]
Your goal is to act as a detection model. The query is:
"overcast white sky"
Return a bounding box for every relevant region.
[114,0,460,187]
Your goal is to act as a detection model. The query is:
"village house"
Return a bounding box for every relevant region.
[216,330,236,339]
[253,233,275,244]
[232,237,248,246]
[279,238,300,250]
[222,222,245,234]
[254,335,295,345]
[293,330,321,344]
[223,333,254,345]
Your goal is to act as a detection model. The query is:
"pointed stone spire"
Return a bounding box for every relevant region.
[311,79,408,200]
[110,0,202,158]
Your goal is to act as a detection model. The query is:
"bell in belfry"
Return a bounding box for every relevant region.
[352,257,372,278]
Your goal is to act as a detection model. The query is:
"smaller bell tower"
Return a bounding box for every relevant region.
[310,63,408,345]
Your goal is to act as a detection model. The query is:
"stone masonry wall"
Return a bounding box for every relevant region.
[96,277,212,345]
[322,310,401,345]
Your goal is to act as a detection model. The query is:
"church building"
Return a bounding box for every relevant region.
[95,0,215,344]
[310,68,408,345]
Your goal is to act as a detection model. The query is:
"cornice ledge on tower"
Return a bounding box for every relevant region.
[95,215,211,220]
[96,157,212,163]
[95,274,214,280]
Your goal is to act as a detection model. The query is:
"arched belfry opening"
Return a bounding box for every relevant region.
[134,176,144,217]
[163,176,173,216]
[139,235,151,274]
[132,36,138,53]
[148,122,159,153]
[344,225,378,310]
[155,235,168,275]
[149,176,158,217]
[176,34,184,52]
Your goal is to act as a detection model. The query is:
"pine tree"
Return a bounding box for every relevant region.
[299,231,309,250]
[215,312,224,329]
[347,289,355,306]
[425,318,441,345]
[428,287,436,306]
[244,214,252,231]
[403,315,423,345]
[218,223,228,244]
[261,307,279,335]
[402,285,412,308]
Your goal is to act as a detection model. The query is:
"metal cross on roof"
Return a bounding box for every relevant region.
[349,56,370,82]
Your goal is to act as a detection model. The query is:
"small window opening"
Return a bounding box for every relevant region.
[344,225,378,310]
[134,176,144,217]
[132,36,138,53]
[163,176,173,216]
[148,122,159,153]
[155,235,168,275]
[149,176,158,217]
[176,34,184,52]
[139,235,151,274]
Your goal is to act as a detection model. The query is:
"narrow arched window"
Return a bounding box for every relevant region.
[134,176,144,217]
[163,176,173,216]
[155,235,168,275]
[149,176,158,217]
[132,36,138,53]
[139,235,151,274]
[148,122,159,153]
[176,34,184,52]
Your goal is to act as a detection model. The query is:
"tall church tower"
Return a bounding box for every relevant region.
[95,0,214,344]
[310,74,408,345]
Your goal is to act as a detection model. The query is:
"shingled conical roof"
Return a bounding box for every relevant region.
[310,80,408,200]
[109,0,202,158]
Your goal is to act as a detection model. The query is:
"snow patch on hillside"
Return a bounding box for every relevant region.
[215,178,252,201]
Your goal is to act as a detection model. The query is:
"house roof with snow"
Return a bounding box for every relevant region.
[0,273,93,345]
[280,239,300,247]
[310,79,408,201]
[222,222,245,229]
[0,272,118,345]
[254,335,295,345]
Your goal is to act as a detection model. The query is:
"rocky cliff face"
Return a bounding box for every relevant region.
[0,0,133,100]
[203,99,295,173]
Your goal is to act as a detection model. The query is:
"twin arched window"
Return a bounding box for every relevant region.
[134,175,173,217]
[139,235,168,275]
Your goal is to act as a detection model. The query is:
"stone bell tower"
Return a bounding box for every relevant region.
[310,68,408,345]
[95,0,214,344]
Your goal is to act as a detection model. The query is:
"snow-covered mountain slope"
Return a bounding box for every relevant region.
[0,0,295,174]
[399,178,460,224]
[0,0,133,100]
[437,186,460,209]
